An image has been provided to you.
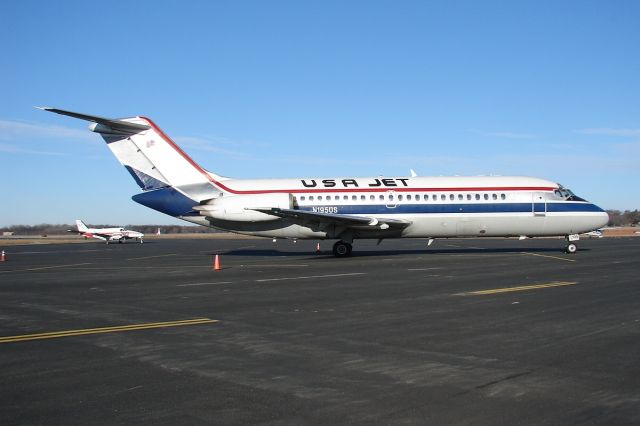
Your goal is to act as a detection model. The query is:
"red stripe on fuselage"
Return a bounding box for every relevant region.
[139,117,556,195]
[211,186,557,194]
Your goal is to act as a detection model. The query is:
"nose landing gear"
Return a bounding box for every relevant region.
[565,234,580,254]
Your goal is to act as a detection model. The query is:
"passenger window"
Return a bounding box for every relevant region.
[300,196,306,201]
[352,195,357,201]
[360,195,365,201]
[492,194,497,200]
[379,194,385,201]
[450,194,455,201]
[398,194,403,201]
[475,194,480,200]
[501,194,506,200]
[484,194,489,200]
[334,195,339,201]
[309,196,314,201]
[467,194,471,200]
[407,194,412,201]
[370,195,375,201]
[343,195,348,201]
[458,194,463,200]
[318,195,323,201]
[389,194,394,201]
[441,194,446,201]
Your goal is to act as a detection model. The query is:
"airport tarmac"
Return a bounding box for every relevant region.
[1,237,639,425]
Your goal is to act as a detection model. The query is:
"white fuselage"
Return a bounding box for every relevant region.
[82,227,144,241]
[173,175,608,240]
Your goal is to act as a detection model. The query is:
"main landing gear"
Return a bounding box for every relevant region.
[565,234,580,254]
[332,241,353,257]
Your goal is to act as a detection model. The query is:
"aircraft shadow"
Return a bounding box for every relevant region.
[214,246,588,258]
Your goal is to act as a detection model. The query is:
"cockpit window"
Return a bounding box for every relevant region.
[555,186,586,202]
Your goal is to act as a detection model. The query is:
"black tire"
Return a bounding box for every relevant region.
[333,241,352,257]
[566,243,577,254]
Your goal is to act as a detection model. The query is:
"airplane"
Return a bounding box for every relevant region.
[69,219,144,244]
[42,107,608,257]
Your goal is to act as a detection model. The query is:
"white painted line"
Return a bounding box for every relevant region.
[408,267,444,271]
[0,263,93,273]
[235,245,257,250]
[256,272,367,283]
[127,253,178,261]
[241,264,309,268]
[520,252,576,263]
[8,249,102,254]
[177,282,233,287]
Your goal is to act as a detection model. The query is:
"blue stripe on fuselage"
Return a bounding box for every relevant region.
[546,203,605,213]
[298,202,604,215]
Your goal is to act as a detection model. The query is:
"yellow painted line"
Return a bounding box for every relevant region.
[0,318,217,344]
[0,262,92,273]
[521,252,576,263]
[456,281,577,296]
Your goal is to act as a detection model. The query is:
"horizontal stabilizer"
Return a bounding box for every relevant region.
[37,107,150,135]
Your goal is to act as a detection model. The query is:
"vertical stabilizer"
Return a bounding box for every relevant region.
[76,219,89,232]
[39,108,224,202]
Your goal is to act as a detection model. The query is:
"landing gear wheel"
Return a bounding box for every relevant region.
[332,241,353,257]
[565,243,577,254]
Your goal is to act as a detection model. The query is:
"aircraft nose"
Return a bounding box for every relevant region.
[592,205,609,229]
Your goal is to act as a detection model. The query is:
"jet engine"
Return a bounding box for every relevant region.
[194,193,292,222]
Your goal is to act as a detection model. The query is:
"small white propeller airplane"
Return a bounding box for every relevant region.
[69,219,144,244]
[43,107,608,256]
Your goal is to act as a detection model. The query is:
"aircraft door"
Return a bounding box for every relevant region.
[385,190,397,209]
[532,192,546,216]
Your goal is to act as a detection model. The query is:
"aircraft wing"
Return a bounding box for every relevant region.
[82,232,120,241]
[66,229,106,240]
[250,208,411,230]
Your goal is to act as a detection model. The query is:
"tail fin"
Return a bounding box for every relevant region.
[76,219,89,232]
[39,107,224,202]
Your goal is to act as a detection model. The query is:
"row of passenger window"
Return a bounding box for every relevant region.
[298,193,507,202]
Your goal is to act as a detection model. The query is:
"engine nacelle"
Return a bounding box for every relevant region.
[194,193,292,222]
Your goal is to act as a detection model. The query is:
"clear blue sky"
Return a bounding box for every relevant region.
[2,0,638,226]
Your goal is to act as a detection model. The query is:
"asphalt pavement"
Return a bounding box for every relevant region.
[1,236,639,425]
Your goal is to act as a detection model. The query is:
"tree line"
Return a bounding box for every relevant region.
[0,224,222,236]
[606,210,640,227]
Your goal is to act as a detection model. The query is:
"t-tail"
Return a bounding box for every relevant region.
[75,219,89,233]
[39,108,226,221]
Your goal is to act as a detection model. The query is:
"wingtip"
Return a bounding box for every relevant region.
[34,106,52,111]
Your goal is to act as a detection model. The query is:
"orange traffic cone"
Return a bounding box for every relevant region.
[316,242,321,253]
[0,250,5,262]
[213,254,221,271]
